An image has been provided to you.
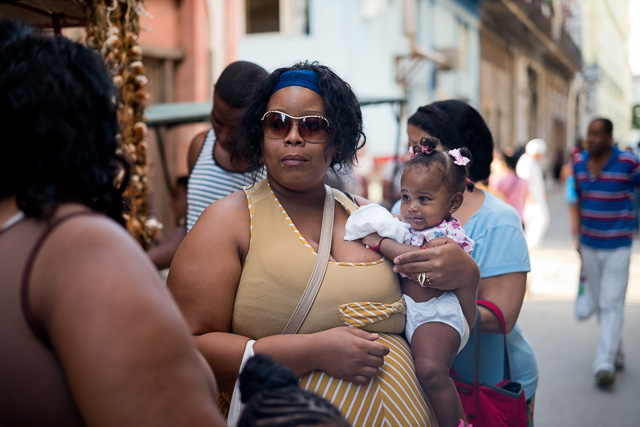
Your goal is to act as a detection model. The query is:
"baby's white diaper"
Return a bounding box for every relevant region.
[404,291,470,353]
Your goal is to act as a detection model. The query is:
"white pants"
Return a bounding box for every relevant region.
[523,202,549,249]
[580,246,631,374]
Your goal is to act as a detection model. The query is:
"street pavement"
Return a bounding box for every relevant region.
[518,182,640,427]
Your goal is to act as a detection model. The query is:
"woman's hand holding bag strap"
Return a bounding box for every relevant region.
[450,299,527,427]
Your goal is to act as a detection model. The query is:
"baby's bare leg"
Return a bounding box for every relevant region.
[411,322,462,427]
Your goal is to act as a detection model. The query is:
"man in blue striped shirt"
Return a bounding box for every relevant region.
[573,118,640,389]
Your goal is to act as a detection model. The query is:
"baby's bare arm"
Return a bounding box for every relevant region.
[361,232,423,260]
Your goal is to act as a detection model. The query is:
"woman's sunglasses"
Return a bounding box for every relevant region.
[261,111,330,143]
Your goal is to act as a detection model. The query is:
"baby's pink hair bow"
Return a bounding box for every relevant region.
[448,149,470,166]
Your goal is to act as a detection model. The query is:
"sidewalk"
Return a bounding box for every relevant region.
[518,183,640,427]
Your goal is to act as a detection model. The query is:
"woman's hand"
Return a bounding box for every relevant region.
[313,327,389,384]
[424,236,451,249]
[392,239,479,290]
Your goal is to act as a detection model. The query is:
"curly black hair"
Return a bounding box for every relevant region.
[407,100,494,182]
[405,137,474,195]
[238,354,350,427]
[237,61,365,172]
[0,20,128,225]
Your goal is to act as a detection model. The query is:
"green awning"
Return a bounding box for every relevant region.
[145,101,212,127]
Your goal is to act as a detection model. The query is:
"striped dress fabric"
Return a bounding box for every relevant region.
[186,129,266,231]
[338,300,406,328]
[573,147,640,249]
[299,333,435,426]
[226,179,437,426]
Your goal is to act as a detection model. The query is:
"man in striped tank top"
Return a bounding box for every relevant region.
[573,118,640,389]
[149,62,268,270]
[186,61,268,232]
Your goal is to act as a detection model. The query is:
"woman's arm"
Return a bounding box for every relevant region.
[167,192,251,387]
[168,193,389,392]
[34,215,226,427]
[475,272,527,333]
[569,201,580,250]
[192,327,388,392]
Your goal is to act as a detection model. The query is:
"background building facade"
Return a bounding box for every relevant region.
[135,0,635,235]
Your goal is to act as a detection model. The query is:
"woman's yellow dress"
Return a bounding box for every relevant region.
[227,179,436,426]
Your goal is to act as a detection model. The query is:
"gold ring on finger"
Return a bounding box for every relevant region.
[417,272,427,287]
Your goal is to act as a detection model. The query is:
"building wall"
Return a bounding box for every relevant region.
[631,75,640,147]
[139,0,211,235]
[139,0,455,228]
[480,0,581,170]
[480,30,514,150]
[544,71,571,161]
[581,0,631,145]
[427,0,481,106]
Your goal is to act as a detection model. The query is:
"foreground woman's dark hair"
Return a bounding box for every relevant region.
[238,354,350,427]
[0,20,129,224]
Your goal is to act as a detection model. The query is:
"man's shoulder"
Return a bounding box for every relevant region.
[614,147,639,164]
[187,129,213,173]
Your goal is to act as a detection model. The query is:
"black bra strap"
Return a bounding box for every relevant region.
[21,211,98,347]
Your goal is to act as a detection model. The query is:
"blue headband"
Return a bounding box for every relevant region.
[271,70,322,96]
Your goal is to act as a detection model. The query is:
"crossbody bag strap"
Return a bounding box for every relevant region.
[282,185,335,334]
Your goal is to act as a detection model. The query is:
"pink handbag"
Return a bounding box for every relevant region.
[450,300,527,427]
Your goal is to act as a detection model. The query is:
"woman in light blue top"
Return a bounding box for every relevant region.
[393,100,538,426]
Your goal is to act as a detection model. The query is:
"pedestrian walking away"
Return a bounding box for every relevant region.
[573,118,640,389]
[516,138,550,249]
